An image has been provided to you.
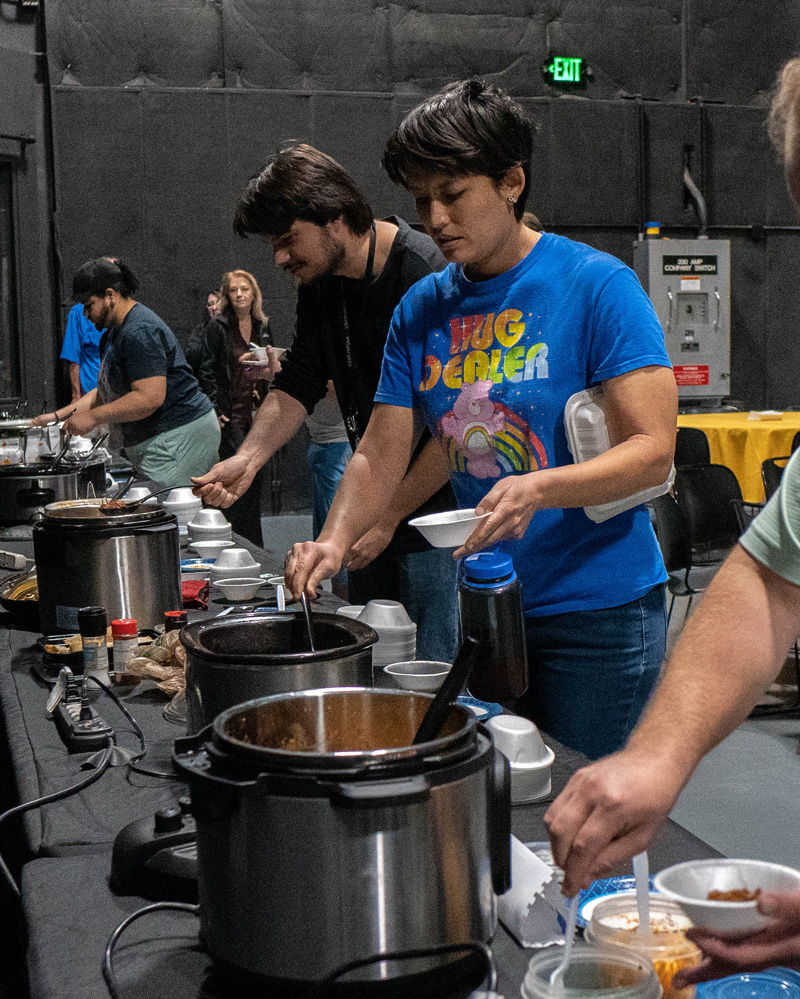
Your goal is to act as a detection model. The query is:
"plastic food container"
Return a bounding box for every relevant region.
[585,896,700,999]
[521,942,663,999]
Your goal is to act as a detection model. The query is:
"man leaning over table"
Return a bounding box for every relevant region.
[544,56,800,985]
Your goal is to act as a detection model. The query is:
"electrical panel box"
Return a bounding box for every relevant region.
[632,238,731,405]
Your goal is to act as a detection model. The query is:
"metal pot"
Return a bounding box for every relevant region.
[181,613,378,733]
[0,460,105,526]
[33,499,182,633]
[173,688,511,992]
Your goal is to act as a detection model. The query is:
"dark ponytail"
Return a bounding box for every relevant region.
[72,257,139,301]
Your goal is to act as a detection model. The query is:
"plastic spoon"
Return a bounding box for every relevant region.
[633,850,651,935]
[550,897,578,987]
[276,584,286,612]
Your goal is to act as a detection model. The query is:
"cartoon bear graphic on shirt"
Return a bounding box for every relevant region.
[440,380,509,478]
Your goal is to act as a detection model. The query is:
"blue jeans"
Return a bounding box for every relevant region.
[348,544,460,664]
[513,584,667,760]
[307,440,352,538]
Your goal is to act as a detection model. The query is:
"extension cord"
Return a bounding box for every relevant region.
[0,549,28,570]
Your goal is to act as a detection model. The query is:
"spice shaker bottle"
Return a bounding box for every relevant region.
[78,605,109,688]
[111,618,141,687]
[164,609,187,633]
[457,551,528,702]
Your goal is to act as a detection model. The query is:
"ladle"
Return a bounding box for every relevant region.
[101,482,193,512]
[412,635,480,745]
[300,591,316,651]
[549,897,578,987]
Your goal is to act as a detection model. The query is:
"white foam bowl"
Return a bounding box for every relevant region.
[211,562,262,583]
[188,508,231,529]
[408,509,491,548]
[336,605,366,619]
[189,539,236,559]
[215,547,259,569]
[654,859,800,934]
[384,661,451,692]
[358,599,413,629]
[486,715,555,803]
[187,523,233,542]
[213,577,264,600]
[125,485,159,506]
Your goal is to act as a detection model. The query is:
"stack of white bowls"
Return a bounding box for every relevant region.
[357,600,416,669]
[210,547,262,582]
[162,487,202,527]
[187,507,233,542]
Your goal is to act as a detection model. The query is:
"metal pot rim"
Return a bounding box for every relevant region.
[182,612,378,664]
[210,686,477,771]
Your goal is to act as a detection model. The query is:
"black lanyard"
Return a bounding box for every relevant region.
[339,221,376,449]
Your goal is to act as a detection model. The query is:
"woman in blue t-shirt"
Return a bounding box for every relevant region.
[285,80,678,759]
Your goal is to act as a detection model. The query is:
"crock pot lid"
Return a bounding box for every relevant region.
[0,464,80,478]
[0,418,33,431]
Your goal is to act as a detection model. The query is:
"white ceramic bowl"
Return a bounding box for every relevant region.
[654,859,800,934]
[213,577,264,600]
[384,661,451,692]
[189,539,236,559]
[408,509,491,548]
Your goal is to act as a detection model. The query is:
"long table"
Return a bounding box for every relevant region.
[678,411,800,502]
[0,533,722,999]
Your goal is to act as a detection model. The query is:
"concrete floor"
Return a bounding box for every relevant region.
[265,516,800,869]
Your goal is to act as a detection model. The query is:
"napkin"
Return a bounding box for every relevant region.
[747,410,783,421]
[498,836,569,948]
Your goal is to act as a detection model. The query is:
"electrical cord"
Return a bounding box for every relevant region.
[88,676,177,780]
[302,941,497,997]
[0,735,114,898]
[102,901,199,999]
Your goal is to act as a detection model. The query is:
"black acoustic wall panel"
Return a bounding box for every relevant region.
[44,0,800,429]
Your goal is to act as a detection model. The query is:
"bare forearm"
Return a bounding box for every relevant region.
[383,437,451,525]
[238,390,307,466]
[68,363,82,401]
[628,545,800,775]
[529,434,673,510]
[89,389,161,425]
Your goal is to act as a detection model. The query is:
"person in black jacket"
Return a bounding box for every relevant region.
[193,143,459,663]
[197,269,274,545]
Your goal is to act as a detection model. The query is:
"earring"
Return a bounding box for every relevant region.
[508,195,517,204]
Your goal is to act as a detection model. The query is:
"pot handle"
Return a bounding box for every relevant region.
[489,745,512,896]
[324,774,430,808]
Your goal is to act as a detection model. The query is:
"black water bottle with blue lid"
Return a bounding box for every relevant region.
[457,551,529,702]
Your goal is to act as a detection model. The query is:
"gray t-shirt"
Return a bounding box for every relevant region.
[740,449,800,584]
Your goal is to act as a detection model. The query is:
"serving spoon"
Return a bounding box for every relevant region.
[300,591,316,651]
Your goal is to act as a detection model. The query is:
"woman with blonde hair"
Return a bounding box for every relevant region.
[198,269,274,544]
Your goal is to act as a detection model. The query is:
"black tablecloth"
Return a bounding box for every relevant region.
[0,531,721,999]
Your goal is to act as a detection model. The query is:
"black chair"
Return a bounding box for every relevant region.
[793,431,800,454]
[674,427,711,467]
[762,456,791,501]
[651,493,710,627]
[673,464,742,566]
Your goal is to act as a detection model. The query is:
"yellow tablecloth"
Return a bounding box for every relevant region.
[677,412,800,502]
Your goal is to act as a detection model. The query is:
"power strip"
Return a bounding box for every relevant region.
[53,683,115,753]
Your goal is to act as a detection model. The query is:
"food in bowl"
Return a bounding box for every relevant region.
[707,888,760,901]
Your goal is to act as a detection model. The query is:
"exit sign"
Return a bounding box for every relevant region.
[542,55,589,88]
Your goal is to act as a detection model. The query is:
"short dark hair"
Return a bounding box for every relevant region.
[72,258,138,302]
[382,79,533,221]
[233,142,374,239]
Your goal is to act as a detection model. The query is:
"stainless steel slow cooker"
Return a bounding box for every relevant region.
[181,613,378,732]
[173,688,511,993]
[0,460,106,526]
[33,499,182,632]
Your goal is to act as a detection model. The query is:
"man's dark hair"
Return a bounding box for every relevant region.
[233,143,374,239]
[382,79,533,221]
[72,257,139,302]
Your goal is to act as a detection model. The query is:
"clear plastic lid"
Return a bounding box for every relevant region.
[521,943,662,999]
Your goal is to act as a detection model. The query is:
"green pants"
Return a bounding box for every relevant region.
[125,408,221,487]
